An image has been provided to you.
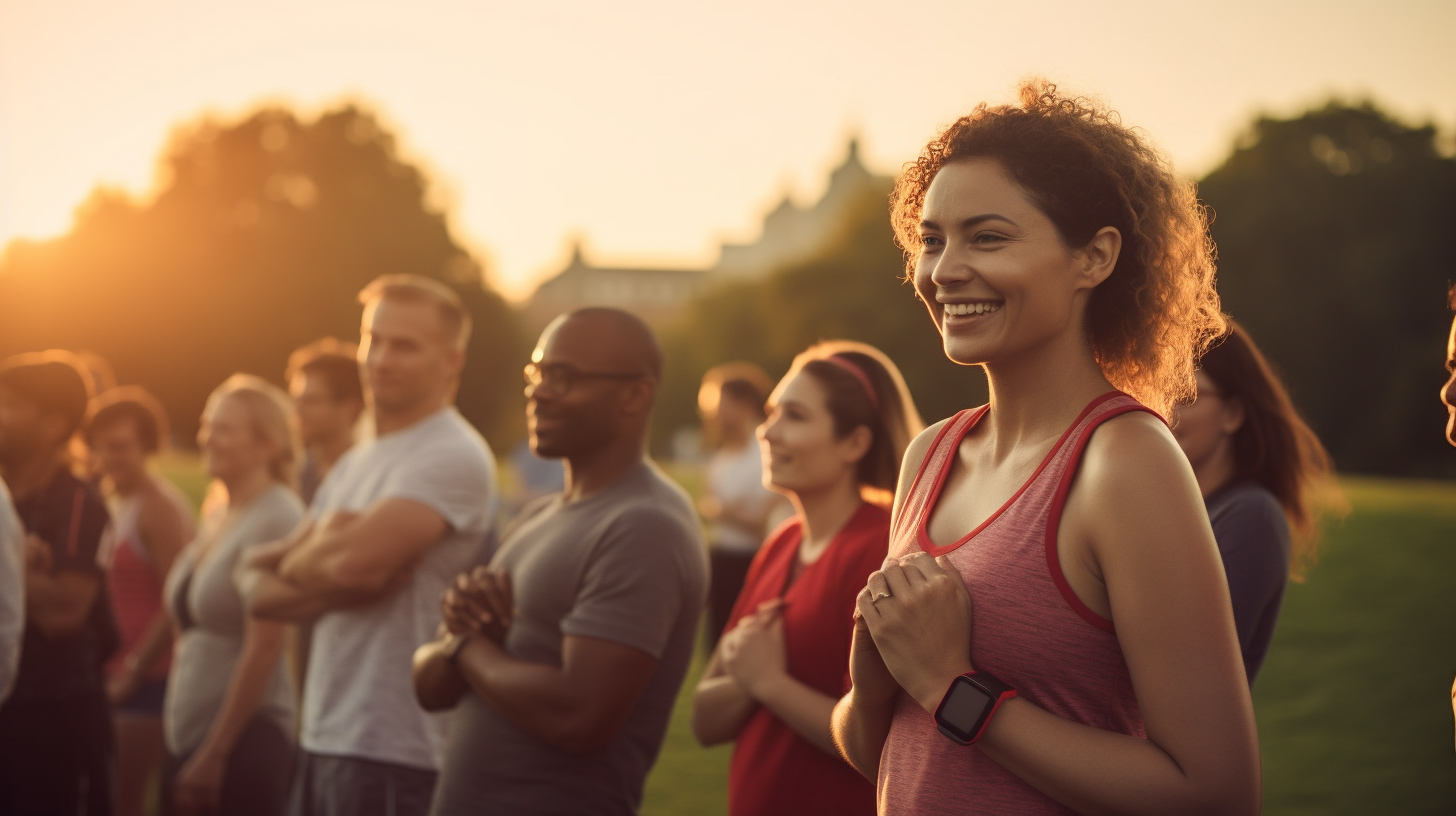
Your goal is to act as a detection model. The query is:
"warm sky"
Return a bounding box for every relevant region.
[2,0,1453,301]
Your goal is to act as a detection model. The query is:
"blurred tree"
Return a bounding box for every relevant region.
[1200,102,1456,476]
[654,178,987,454]
[0,104,526,449]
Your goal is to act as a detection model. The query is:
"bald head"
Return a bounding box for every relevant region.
[543,308,662,382]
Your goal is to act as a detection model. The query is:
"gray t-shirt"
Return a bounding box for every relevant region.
[431,462,708,816]
[164,484,304,757]
[1206,481,1290,686]
[302,407,497,770]
[0,480,23,705]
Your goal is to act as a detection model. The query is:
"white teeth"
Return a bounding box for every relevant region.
[943,302,1001,316]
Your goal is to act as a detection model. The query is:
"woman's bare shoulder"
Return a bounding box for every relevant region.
[1074,409,1209,548]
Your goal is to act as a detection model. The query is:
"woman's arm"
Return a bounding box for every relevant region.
[690,646,757,746]
[830,422,940,779]
[830,614,900,780]
[865,416,1260,816]
[110,492,192,702]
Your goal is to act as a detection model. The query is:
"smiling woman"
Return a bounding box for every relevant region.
[831,81,1258,816]
[891,83,1223,418]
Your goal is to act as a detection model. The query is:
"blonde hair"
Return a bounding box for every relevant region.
[203,374,300,489]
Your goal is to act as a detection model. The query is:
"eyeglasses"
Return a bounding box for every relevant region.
[524,362,643,396]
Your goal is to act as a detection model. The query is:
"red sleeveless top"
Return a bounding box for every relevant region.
[877,392,1158,815]
[104,496,172,680]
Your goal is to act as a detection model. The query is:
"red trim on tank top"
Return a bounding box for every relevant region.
[894,406,984,543]
[1043,398,1162,633]
[916,391,1125,558]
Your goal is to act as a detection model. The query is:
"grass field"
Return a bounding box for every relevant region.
[637,476,1456,815]
[158,460,1456,814]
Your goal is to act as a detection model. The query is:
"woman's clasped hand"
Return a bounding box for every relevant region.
[855,552,974,711]
[719,599,789,699]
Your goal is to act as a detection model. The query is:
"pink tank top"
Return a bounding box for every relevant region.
[105,495,171,680]
[877,392,1157,815]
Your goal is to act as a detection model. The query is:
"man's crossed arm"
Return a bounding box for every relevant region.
[239,499,449,621]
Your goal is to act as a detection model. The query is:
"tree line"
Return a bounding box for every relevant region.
[1,100,1451,476]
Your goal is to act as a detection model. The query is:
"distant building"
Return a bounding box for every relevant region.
[524,139,890,328]
[712,139,890,280]
[523,242,706,331]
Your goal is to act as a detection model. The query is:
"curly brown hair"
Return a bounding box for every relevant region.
[891,80,1225,416]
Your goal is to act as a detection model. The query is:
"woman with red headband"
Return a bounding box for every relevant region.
[692,341,923,816]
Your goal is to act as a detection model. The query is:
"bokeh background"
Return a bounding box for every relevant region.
[4,1,1455,812]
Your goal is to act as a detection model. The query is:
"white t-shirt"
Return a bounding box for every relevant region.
[301,407,498,770]
[705,442,780,554]
[0,480,23,704]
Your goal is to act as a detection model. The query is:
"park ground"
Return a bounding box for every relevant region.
[157,462,1456,814]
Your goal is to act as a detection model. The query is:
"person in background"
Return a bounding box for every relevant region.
[692,341,922,816]
[1441,285,1456,750]
[833,82,1260,814]
[1171,320,1337,685]
[413,308,707,816]
[87,387,198,816]
[698,362,788,647]
[286,338,364,507]
[1442,285,1456,450]
[163,376,303,816]
[283,338,365,700]
[242,275,497,816]
[0,480,22,706]
[0,351,114,816]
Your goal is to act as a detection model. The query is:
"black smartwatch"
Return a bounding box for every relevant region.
[933,670,1017,745]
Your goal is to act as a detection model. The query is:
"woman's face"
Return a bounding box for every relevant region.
[913,158,1101,367]
[90,421,149,492]
[1442,314,1456,447]
[1172,371,1244,471]
[757,371,866,498]
[198,395,272,483]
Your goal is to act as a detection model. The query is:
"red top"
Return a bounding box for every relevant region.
[878,392,1158,815]
[726,502,887,816]
[104,498,171,681]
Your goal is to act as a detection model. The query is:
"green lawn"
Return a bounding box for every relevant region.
[638,476,1456,815]
[157,460,1456,813]
[1252,478,1456,814]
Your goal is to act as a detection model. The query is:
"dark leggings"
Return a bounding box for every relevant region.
[162,716,295,816]
[0,692,113,816]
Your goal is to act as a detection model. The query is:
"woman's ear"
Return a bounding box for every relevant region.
[1078,226,1122,289]
[1221,396,1247,435]
[840,424,873,467]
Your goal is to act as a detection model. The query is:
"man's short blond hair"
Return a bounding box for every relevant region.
[358,274,472,350]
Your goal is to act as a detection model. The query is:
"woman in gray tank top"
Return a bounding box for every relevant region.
[162,376,303,816]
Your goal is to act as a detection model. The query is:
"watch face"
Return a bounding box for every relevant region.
[938,677,993,743]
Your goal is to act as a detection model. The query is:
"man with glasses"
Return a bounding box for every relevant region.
[243,275,497,816]
[413,308,708,816]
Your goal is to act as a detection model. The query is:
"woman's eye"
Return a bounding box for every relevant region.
[919,235,944,252]
[973,232,1008,245]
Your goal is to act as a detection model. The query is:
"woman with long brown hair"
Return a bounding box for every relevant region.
[1172,320,1336,684]
[694,341,922,816]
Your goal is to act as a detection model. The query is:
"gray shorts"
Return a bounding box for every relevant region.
[289,751,437,816]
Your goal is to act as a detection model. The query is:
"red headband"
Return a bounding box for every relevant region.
[823,354,880,412]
